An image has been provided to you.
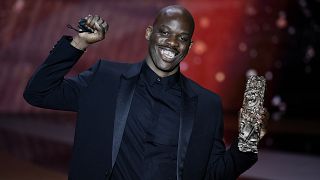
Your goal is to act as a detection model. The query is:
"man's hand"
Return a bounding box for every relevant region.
[71,15,108,50]
[258,107,268,139]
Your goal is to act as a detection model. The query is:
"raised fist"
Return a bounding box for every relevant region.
[71,15,108,50]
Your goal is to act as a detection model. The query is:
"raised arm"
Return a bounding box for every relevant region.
[23,15,108,111]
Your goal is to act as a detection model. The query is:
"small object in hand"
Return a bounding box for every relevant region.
[78,18,94,33]
[238,75,266,153]
[67,18,94,33]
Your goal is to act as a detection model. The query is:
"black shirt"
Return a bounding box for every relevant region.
[111,62,182,180]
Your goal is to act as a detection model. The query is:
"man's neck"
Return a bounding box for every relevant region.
[145,59,179,78]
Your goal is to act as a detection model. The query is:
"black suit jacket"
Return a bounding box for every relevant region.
[24,36,257,180]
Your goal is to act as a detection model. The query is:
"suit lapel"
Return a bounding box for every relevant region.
[111,62,142,169]
[110,65,198,179]
[177,75,198,180]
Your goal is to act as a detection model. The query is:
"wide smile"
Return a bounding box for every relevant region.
[157,46,179,62]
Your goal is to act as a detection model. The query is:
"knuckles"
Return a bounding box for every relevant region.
[77,14,109,44]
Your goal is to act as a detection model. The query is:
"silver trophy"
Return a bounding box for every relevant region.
[238,75,266,153]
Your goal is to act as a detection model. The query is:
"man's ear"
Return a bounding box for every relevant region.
[189,40,193,50]
[145,26,153,40]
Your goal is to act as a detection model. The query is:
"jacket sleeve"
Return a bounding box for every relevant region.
[205,96,258,180]
[23,36,100,112]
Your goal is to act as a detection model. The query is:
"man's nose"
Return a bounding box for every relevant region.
[165,35,179,48]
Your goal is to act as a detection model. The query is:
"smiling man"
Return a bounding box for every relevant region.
[145,6,194,77]
[24,5,263,180]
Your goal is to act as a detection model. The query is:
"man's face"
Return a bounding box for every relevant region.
[145,10,194,76]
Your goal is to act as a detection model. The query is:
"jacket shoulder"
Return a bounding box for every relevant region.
[185,77,221,103]
[97,60,138,76]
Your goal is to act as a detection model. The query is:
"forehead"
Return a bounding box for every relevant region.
[154,12,194,34]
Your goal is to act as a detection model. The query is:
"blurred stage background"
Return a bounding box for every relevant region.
[0,0,319,179]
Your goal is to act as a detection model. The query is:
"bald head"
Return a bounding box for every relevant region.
[145,5,195,77]
[153,5,195,35]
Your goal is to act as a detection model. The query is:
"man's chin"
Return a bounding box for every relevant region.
[155,62,179,73]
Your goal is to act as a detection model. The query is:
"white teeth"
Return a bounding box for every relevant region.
[160,49,175,59]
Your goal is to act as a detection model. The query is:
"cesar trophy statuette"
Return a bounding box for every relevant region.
[238,75,266,153]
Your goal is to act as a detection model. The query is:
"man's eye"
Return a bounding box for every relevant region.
[180,36,190,42]
[160,30,168,35]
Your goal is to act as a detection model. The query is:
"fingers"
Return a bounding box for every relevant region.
[94,22,105,34]
[102,21,109,32]
[101,21,108,29]
[78,14,109,44]
[259,107,268,139]
[86,15,99,27]
[84,15,93,27]
[84,14,108,33]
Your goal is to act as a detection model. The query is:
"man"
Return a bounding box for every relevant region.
[24,5,264,180]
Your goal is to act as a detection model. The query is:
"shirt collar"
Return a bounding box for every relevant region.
[141,61,180,89]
